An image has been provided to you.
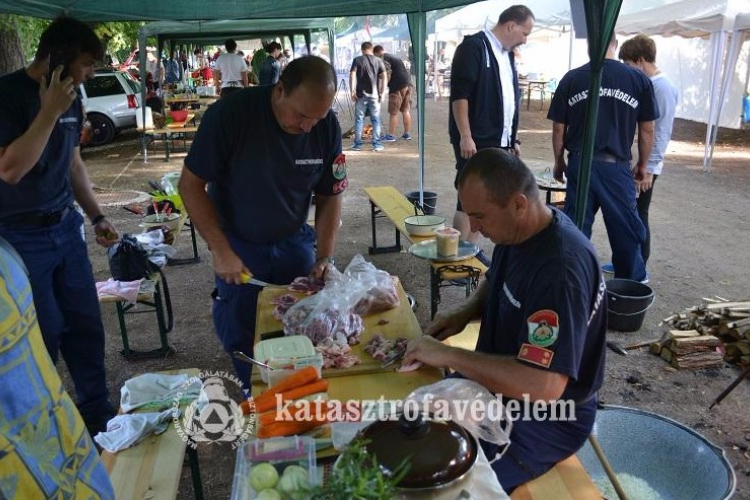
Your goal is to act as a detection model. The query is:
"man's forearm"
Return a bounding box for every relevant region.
[313,193,342,260]
[451,99,472,138]
[349,73,356,96]
[552,122,566,162]
[440,348,568,401]
[241,71,248,87]
[0,110,59,185]
[637,121,655,167]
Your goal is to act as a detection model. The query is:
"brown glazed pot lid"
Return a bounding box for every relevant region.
[358,413,478,490]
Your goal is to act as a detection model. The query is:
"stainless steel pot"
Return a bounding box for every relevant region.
[357,413,478,491]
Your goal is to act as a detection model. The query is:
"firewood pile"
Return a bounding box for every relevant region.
[652,298,750,370]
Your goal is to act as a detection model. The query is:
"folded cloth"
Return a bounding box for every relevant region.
[120,373,202,413]
[96,278,143,303]
[94,409,175,453]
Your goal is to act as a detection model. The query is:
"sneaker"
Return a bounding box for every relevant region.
[401,133,413,140]
[640,274,650,285]
[601,263,614,273]
[372,144,384,152]
[381,134,397,142]
[349,143,363,151]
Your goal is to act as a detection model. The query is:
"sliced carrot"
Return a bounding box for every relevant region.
[254,379,329,414]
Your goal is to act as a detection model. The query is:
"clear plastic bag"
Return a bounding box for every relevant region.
[282,288,363,345]
[404,379,513,462]
[342,254,400,316]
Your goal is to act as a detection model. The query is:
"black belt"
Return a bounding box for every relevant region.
[569,151,623,163]
[1,207,71,227]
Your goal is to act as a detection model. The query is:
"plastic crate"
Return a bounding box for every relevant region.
[231,436,317,500]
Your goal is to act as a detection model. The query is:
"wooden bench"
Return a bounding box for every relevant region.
[364,186,488,318]
[447,324,602,500]
[101,368,205,500]
[143,115,199,161]
[98,272,174,359]
[97,211,199,359]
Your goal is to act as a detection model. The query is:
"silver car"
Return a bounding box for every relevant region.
[81,69,142,147]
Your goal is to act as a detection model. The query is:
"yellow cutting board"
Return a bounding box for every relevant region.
[254,279,422,380]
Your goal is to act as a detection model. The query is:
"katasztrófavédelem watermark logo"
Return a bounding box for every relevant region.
[172,371,255,449]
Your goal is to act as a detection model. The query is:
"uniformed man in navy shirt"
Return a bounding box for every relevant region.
[403,149,607,493]
[548,34,658,283]
[0,16,119,437]
[180,56,346,388]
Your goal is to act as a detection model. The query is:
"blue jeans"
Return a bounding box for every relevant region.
[212,224,316,390]
[564,155,647,281]
[353,96,382,146]
[0,209,114,430]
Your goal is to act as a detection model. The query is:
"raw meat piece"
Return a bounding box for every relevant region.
[271,294,299,320]
[364,334,409,362]
[316,335,361,369]
[287,276,325,294]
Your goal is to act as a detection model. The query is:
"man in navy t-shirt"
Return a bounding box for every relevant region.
[180,56,346,388]
[547,34,658,282]
[0,17,119,437]
[403,149,606,493]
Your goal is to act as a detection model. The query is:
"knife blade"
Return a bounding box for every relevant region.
[240,273,269,287]
[381,348,405,368]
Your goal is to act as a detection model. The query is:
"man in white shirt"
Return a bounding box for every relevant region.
[214,39,249,97]
[448,5,534,266]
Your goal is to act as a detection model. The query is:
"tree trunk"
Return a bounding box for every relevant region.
[0,15,25,76]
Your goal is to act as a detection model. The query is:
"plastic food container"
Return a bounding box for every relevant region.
[435,227,460,257]
[231,435,317,500]
[254,336,320,384]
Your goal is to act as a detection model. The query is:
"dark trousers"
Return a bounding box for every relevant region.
[0,210,114,431]
[212,224,316,390]
[564,155,647,281]
[636,174,658,264]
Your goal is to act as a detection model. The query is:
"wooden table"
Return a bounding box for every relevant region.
[519,79,551,110]
[101,368,204,500]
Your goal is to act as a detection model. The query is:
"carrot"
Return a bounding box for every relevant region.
[258,398,331,427]
[254,379,329,414]
[268,366,320,394]
[239,399,253,416]
[257,414,328,438]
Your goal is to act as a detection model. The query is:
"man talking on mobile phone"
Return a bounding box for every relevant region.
[0,16,119,437]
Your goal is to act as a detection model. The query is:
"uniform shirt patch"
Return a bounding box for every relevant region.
[527,309,559,347]
[517,342,554,369]
[332,153,347,180]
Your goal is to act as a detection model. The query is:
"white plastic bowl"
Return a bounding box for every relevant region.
[140,213,181,232]
[404,215,446,236]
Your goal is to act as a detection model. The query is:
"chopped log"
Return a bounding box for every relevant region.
[728,317,750,329]
[706,301,750,311]
[670,351,725,370]
[668,330,700,339]
[661,348,673,363]
[669,335,722,356]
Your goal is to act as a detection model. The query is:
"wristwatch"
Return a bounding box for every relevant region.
[318,256,335,265]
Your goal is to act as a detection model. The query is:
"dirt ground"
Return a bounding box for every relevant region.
[71,95,750,499]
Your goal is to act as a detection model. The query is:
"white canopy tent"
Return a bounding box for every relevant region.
[616,0,750,170]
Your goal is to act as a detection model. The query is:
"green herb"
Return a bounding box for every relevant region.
[310,438,410,500]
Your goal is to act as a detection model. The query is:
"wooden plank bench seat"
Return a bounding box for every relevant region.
[98,272,174,359]
[143,121,199,161]
[364,186,488,318]
[101,368,205,500]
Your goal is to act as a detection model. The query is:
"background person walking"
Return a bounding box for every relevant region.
[349,41,387,152]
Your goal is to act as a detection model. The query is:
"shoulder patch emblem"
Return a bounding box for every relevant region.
[527,309,559,347]
[518,343,554,369]
[333,154,347,180]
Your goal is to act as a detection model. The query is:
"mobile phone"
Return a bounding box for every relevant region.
[48,51,69,83]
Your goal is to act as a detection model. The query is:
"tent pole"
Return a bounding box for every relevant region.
[407,12,427,207]
[707,29,742,172]
[704,32,724,171]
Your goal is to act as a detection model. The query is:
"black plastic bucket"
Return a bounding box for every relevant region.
[405,191,438,215]
[606,279,655,332]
